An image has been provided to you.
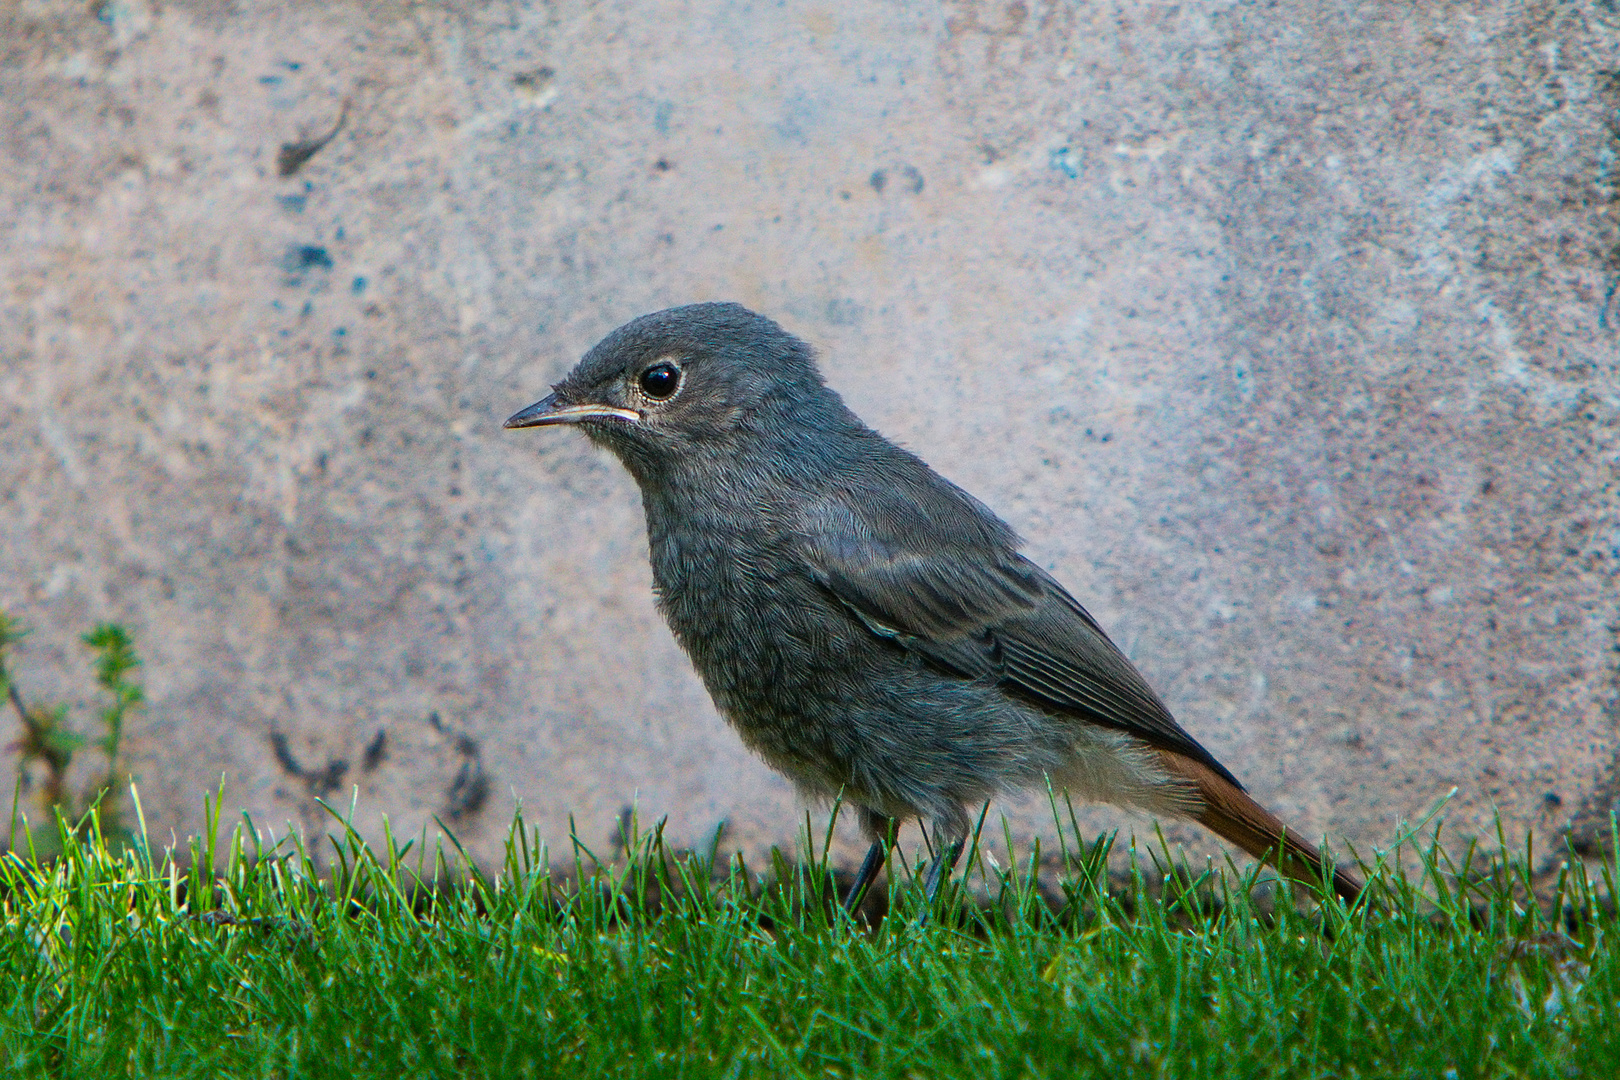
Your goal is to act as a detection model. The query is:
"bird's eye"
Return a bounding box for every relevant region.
[639,362,681,400]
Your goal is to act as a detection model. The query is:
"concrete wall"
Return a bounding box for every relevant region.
[3,0,1617,874]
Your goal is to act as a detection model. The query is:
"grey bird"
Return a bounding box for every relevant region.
[505,302,1364,907]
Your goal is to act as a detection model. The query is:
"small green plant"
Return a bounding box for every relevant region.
[0,609,142,851]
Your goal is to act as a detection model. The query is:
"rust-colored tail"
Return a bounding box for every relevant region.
[1157,751,1364,905]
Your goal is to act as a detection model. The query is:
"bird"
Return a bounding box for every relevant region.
[505,302,1364,907]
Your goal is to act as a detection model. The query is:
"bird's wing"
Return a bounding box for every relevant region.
[796,497,1238,784]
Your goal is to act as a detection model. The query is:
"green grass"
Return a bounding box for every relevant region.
[1,792,1615,1079]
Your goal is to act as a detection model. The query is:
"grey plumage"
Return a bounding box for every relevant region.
[506,302,1362,905]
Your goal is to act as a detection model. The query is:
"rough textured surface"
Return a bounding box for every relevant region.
[2,0,1616,872]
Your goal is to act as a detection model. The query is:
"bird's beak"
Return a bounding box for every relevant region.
[503,392,641,429]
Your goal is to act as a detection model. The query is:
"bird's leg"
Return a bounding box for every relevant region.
[921,817,968,906]
[842,810,898,913]
[843,840,887,913]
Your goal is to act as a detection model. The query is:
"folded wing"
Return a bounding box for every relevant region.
[797,494,1242,788]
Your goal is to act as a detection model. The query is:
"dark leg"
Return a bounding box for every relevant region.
[921,815,969,907]
[843,839,888,913]
[842,810,898,913]
[921,839,965,905]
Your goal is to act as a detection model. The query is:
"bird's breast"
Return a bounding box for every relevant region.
[642,491,875,715]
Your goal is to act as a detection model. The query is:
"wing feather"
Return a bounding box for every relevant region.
[797,494,1240,786]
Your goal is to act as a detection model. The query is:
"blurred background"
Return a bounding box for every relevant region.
[2,0,1616,876]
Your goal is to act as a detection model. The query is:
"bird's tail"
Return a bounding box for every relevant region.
[1156,750,1365,905]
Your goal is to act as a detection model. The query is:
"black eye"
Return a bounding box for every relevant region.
[639,362,681,400]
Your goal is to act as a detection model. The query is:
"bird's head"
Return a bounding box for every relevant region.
[504,303,831,474]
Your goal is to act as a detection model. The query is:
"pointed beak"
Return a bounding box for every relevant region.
[503,392,641,429]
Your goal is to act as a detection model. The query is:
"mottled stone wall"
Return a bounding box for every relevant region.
[2,0,1616,874]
